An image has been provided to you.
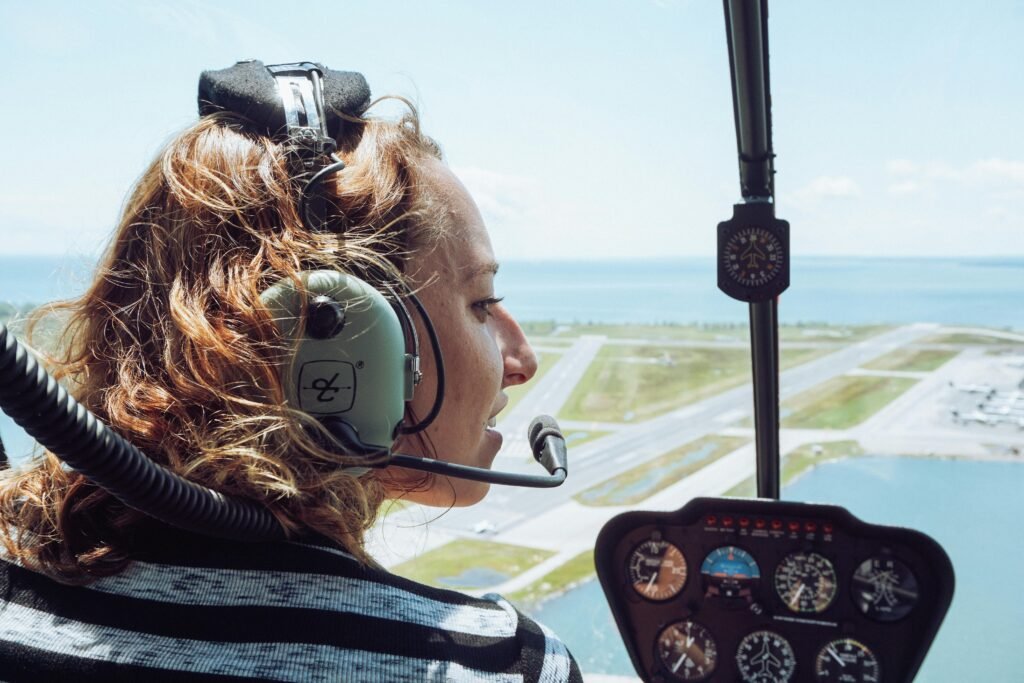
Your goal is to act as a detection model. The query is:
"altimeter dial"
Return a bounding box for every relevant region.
[774,551,837,614]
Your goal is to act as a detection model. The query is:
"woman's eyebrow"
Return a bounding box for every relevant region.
[462,261,500,282]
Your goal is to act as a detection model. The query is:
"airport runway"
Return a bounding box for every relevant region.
[370,324,941,560]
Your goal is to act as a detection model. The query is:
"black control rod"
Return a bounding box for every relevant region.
[723,0,781,499]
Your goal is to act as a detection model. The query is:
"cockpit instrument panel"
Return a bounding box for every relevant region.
[596,497,953,682]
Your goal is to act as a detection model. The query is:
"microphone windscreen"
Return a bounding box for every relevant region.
[197,60,371,139]
[528,415,562,452]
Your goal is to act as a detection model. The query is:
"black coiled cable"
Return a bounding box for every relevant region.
[0,322,285,541]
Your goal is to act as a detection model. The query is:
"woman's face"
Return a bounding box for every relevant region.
[384,159,537,507]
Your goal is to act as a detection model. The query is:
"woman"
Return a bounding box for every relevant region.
[0,62,582,682]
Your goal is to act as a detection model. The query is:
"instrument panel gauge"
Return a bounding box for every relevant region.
[735,630,797,683]
[774,551,837,614]
[656,620,718,681]
[722,226,785,288]
[814,638,881,682]
[700,545,761,600]
[852,556,919,622]
[627,538,688,601]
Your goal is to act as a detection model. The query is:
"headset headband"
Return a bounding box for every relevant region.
[200,60,370,233]
[198,60,371,141]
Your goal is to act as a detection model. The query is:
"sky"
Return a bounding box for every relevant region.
[0,0,1021,260]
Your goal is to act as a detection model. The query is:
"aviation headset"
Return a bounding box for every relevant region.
[199,60,444,463]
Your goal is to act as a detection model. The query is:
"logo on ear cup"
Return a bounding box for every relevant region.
[299,360,356,413]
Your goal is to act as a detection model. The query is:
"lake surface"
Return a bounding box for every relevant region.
[529,457,1024,682]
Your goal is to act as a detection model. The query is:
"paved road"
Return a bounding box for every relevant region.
[384,324,939,542]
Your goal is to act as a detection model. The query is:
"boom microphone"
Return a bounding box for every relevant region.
[388,415,568,488]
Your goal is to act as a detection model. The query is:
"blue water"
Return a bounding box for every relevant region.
[2,255,1023,328]
[529,457,1024,682]
[498,257,1024,328]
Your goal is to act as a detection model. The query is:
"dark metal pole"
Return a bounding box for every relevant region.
[723,0,782,499]
[750,299,780,498]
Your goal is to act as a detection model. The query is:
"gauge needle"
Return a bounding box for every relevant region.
[672,652,688,673]
[646,571,659,593]
[827,646,845,667]
[789,583,806,609]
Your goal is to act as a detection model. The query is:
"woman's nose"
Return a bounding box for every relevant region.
[495,306,538,387]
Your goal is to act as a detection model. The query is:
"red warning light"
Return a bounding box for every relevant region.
[771,519,783,530]
[823,522,834,534]
[788,521,800,532]
[706,515,717,525]
[723,516,734,527]
[805,521,818,532]
[739,517,750,528]
[754,519,766,529]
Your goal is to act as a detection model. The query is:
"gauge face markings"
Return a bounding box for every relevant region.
[774,552,837,613]
[736,630,797,683]
[814,638,880,682]
[628,539,688,601]
[851,555,919,621]
[723,226,784,287]
[656,620,717,681]
[700,545,760,600]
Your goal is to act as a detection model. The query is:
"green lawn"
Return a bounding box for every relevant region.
[862,348,958,372]
[574,435,750,506]
[544,322,888,344]
[562,429,612,450]
[559,345,824,423]
[777,324,892,343]
[725,440,864,497]
[781,376,918,429]
[921,332,1024,346]
[390,540,555,590]
[508,549,596,606]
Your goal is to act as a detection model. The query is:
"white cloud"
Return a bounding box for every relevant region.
[888,180,921,195]
[451,166,539,226]
[791,176,862,207]
[886,159,918,175]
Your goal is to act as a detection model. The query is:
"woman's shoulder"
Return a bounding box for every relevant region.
[1,533,583,682]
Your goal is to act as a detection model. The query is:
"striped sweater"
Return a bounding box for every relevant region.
[0,530,582,682]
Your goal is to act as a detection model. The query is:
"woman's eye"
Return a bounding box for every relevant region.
[472,296,505,320]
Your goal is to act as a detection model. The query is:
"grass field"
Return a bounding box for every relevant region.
[921,332,1024,346]
[539,322,890,344]
[559,345,825,423]
[862,348,959,372]
[562,429,612,450]
[725,440,864,497]
[781,376,919,429]
[390,539,555,590]
[508,549,595,606]
[574,434,750,506]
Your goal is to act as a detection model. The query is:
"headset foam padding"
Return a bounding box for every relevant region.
[198,60,371,139]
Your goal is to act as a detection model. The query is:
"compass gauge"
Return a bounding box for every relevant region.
[723,226,784,288]
[736,630,797,683]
